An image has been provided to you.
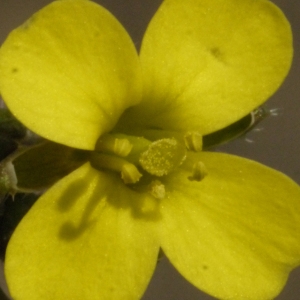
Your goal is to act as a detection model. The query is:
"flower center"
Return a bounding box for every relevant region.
[89,131,207,198]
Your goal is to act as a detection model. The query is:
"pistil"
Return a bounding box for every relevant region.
[139,138,186,176]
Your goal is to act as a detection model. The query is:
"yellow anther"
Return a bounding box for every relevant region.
[121,163,142,184]
[95,134,132,157]
[188,161,208,181]
[184,132,203,152]
[148,180,165,199]
[90,152,142,184]
[113,138,133,157]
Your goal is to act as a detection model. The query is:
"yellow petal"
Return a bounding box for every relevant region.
[160,152,300,299]
[0,0,142,150]
[120,0,292,134]
[5,163,160,300]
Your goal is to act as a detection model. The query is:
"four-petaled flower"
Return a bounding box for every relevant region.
[0,0,300,299]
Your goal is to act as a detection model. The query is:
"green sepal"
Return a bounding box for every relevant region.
[0,193,38,259]
[0,109,26,140]
[0,136,18,162]
[203,107,267,149]
[12,141,89,191]
[0,108,27,161]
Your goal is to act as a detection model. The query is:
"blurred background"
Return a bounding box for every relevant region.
[0,0,299,299]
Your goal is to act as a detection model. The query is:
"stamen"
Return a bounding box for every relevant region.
[188,161,208,181]
[184,131,203,152]
[95,134,132,157]
[90,152,142,184]
[139,138,186,176]
[121,164,142,184]
[148,180,165,199]
[114,138,133,157]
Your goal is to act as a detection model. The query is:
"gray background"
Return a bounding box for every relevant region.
[0,0,299,299]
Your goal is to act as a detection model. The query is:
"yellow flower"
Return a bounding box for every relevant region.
[1,0,300,299]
